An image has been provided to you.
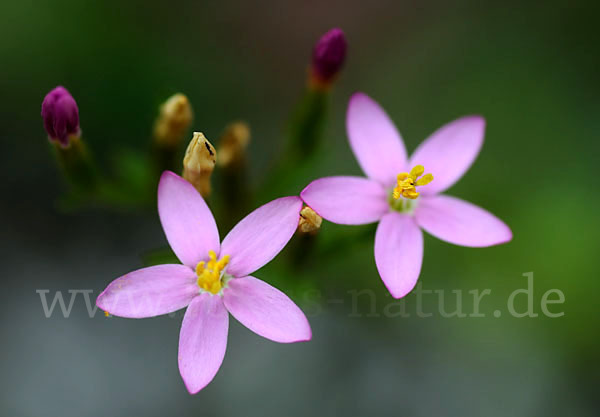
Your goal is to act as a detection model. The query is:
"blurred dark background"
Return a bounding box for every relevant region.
[1,0,598,416]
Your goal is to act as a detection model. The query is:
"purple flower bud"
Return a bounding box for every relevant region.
[311,28,347,83]
[41,86,80,146]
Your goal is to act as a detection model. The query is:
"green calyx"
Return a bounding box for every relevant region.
[388,190,417,214]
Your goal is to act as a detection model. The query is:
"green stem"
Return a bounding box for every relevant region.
[152,142,181,177]
[218,158,252,233]
[256,87,330,203]
[288,87,329,159]
[54,136,98,194]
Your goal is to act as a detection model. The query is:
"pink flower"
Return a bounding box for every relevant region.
[301,93,512,299]
[97,171,311,394]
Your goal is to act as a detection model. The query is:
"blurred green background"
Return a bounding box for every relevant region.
[1,1,598,416]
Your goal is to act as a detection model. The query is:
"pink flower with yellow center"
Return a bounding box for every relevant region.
[97,171,311,394]
[301,92,512,298]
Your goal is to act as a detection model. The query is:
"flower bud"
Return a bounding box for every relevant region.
[153,93,193,147]
[217,121,250,169]
[298,206,323,235]
[41,86,80,147]
[183,132,216,197]
[311,28,347,85]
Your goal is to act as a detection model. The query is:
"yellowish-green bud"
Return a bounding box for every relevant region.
[183,132,216,197]
[298,206,322,235]
[153,93,193,147]
[217,121,250,169]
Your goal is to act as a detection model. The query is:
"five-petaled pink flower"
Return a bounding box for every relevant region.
[97,171,311,394]
[301,92,512,298]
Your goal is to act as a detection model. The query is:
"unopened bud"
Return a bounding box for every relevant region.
[217,122,250,168]
[153,93,193,147]
[311,28,347,87]
[41,86,80,147]
[183,132,216,197]
[298,206,322,234]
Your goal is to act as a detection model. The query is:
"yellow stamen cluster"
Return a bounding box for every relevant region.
[196,250,230,294]
[393,165,433,200]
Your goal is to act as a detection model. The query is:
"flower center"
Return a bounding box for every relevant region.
[196,250,230,295]
[392,165,433,200]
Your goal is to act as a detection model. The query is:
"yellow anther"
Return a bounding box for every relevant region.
[196,251,230,294]
[409,165,424,179]
[216,255,230,270]
[403,189,420,199]
[195,261,205,276]
[209,280,221,294]
[393,165,433,200]
[397,177,414,190]
[415,173,433,187]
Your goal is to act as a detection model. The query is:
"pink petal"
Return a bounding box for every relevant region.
[346,92,408,187]
[178,294,229,394]
[374,213,423,299]
[300,176,389,225]
[408,116,485,195]
[158,171,220,268]
[415,194,512,247]
[96,265,198,318]
[223,276,311,343]
[220,196,303,277]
